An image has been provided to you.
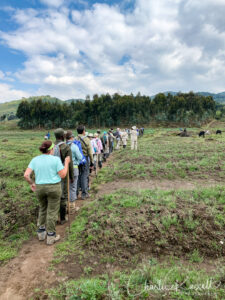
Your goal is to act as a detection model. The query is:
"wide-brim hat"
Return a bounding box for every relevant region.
[88,133,94,137]
[94,133,98,137]
[132,126,136,130]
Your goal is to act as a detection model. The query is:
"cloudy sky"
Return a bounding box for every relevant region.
[0,0,225,102]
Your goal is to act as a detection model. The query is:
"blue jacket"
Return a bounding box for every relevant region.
[67,141,83,166]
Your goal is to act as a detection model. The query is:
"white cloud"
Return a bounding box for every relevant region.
[1,0,225,102]
[0,83,30,103]
[40,0,64,8]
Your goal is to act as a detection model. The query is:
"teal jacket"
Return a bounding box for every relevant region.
[66,141,83,166]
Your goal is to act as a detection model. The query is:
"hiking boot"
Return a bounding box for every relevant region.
[47,234,60,245]
[37,230,46,241]
[69,202,76,214]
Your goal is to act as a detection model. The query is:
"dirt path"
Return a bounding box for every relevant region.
[0,201,83,300]
[97,178,223,196]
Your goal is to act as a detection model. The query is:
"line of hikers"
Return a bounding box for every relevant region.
[24,125,144,245]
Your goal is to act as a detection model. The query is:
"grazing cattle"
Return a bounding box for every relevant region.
[199,131,205,138]
[216,130,222,135]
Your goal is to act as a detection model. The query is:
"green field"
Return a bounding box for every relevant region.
[0,126,224,299]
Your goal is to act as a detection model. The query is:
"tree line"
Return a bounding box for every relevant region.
[16,92,216,129]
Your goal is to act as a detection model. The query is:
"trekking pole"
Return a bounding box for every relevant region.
[95,155,98,178]
[67,172,71,232]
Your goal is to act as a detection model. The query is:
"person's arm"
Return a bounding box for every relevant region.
[24,168,36,192]
[58,156,71,178]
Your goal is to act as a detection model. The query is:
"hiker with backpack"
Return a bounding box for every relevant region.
[66,131,83,214]
[115,128,122,150]
[108,129,116,154]
[24,140,71,245]
[94,132,103,169]
[54,128,74,224]
[76,125,94,200]
[88,133,98,171]
[102,131,109,161]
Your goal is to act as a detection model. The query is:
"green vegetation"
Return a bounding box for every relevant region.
[44,260,224,299]
[0,126,224,299]
[16,92,215,128]
[98,129,225,182]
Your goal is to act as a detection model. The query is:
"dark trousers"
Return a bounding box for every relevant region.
[78,158,89,198]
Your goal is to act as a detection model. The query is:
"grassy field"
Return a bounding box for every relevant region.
[0,125,225,299]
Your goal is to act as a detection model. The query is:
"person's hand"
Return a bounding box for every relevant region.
[65,156,71,164]
[30,183,36,192]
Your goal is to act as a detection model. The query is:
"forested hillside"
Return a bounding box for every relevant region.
[16,92,215,129]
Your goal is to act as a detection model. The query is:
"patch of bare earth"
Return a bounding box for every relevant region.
[97,178,222,196]
[0,201,83,300]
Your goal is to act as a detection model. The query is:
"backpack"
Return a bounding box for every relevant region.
[53,142,65,162]
[73,138,87,165]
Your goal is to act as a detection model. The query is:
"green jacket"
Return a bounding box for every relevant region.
[76,134,93,164]
[55,139,74,180]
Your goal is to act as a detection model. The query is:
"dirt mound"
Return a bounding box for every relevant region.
[61,188,224,278]
[0,181,38,238]
[84,201,224,259]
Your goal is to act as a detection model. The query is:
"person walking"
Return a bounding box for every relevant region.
[54,128,74,224]
[76,125,93,200]
[94,132,103,168]
[66,131,82,214]
[24,140,71,245]
[88,133,98,171]
[115,128,122,150]
[108,129,116,153]
[121,130,128,148]
[102,131,109,160]
[130,126,138,150]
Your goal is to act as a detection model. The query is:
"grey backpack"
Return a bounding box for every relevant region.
[53,142,65,162]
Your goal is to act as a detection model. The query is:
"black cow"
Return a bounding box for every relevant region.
[199,131,205,138]
[216,130,222,135]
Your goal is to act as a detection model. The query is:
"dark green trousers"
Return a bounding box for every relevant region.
[36,183,61,233]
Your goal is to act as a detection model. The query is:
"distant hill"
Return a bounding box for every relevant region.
[0,96,84,116]
[151,91,225,104]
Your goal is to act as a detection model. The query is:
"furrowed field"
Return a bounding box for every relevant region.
[0,124,224,299]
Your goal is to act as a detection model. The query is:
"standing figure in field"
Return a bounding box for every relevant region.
[102,131,110,160]
[24,141,71,245]
[66,131,83,214]
[115,128,122,150]
[108,129,116,154]
[121,130,128,148]
[76,125,93,200]
[54,128,74,224]
[88,133,98,171]
[130,126,138,150]
[94,133,103,169]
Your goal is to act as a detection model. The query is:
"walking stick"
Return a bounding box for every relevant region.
[95,155,98,178]
[67,172,71,232]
